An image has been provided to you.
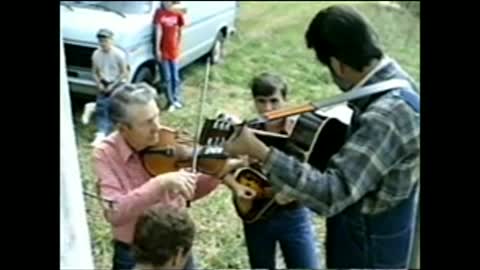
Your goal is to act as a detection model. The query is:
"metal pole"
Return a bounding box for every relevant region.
[60,31,95,269]
[409,202,420,269]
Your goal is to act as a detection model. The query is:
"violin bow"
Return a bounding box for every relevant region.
[83,191,116,209]
[191,57,211,173]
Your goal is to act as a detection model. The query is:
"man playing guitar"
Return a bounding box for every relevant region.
[222,5,420,269]
[223,72,321,270]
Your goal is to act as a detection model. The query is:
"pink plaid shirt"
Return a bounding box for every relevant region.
[93,131,220,244]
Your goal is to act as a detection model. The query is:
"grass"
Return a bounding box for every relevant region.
[70,2,419,269]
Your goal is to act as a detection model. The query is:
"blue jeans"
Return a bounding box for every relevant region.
[112,240,196,270]
[159,60,181,105]
[96,93,113,135]
[326,185,418,269]
[243,206,322,269]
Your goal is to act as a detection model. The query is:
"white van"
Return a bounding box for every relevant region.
[60,1,238,96]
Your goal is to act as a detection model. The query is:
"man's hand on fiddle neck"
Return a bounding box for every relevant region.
[224,126,271,163]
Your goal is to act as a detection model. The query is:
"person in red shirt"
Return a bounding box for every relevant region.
[154,1,186,112]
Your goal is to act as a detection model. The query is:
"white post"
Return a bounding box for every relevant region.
[409,206,420,269]
[60,31,95,269]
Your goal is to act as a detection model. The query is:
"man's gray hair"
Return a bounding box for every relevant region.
[109,82,158,126]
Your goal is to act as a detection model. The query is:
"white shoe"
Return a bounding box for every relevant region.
[82,103,96,125]
[167,105,176,112]
[90,133,106,147]
[173,101,183,109]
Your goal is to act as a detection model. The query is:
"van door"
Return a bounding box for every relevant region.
[179,1,235,67]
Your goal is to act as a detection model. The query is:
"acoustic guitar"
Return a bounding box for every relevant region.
[199,78,409,222]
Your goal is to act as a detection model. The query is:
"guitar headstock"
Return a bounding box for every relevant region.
[199,113,238,145]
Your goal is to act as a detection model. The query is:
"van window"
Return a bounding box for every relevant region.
[67,1,152,14]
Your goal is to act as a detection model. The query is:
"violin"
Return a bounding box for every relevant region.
[141,126,228,177]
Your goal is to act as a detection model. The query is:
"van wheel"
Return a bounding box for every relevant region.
[209,32,225,65]
[133,66,155,85]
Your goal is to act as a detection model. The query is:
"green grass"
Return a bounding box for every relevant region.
[71,2,419,269]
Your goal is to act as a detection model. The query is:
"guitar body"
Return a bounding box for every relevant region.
[285,112,349,169]
[231,167,277,223]
[239,113,349,223]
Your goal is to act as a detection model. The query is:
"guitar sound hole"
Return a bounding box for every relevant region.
[245,191,252,196]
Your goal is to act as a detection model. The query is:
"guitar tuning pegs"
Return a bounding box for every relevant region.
[222,121,228,131]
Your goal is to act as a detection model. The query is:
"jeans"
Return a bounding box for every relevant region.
[159,60,182,105]
[243,206,322,269]
[326,185,419,269]
[96,92,113,135]
[112,240,196,270]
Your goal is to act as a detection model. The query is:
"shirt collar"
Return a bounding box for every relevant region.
[348,56,396,112]
[109,131,136,163]
[351,56,393,90]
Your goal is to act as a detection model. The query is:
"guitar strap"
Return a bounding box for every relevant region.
[399,88,420,113]
[312,78,413,112]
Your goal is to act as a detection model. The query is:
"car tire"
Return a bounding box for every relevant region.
[133,65,169,109]
[133,66,155,85]
[209,32,226,65]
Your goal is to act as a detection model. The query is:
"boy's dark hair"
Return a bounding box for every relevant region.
[250,72,288,99]
[305,5,383,72]
[133,205,195,267]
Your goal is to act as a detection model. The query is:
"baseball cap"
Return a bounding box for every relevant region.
[96,28,114,39]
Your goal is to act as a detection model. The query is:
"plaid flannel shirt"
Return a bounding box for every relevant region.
[261,58,420,216]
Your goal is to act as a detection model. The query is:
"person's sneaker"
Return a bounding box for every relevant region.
[90,132,106,147]
[167,105,176,112]
[81,102,96,125]
[173,101,183,109]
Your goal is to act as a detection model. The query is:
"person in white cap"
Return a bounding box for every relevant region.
[90,28,129,147]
